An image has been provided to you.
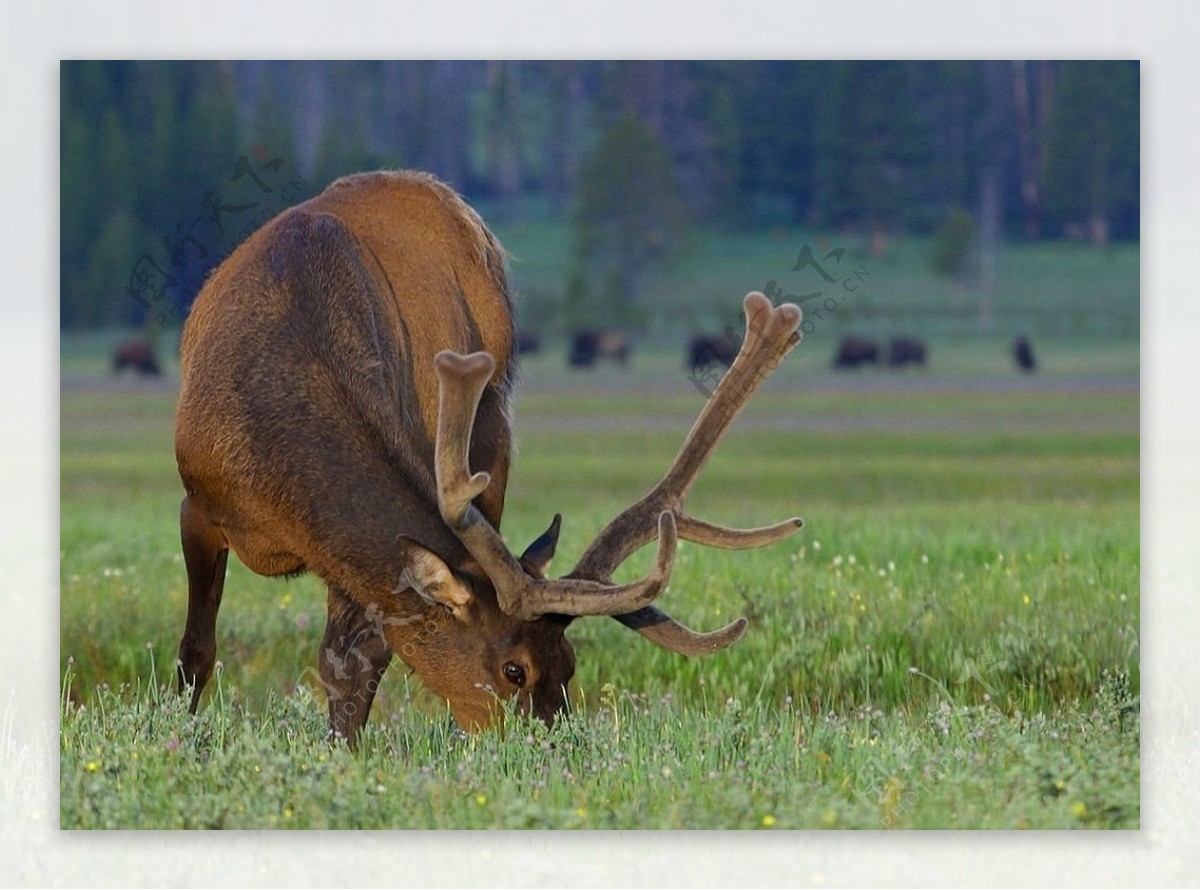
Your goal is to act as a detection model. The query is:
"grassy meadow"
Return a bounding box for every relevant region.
[59,233,1139,829]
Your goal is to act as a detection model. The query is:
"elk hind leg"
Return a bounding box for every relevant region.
[176,496,230,711]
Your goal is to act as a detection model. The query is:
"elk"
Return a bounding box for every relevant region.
[568,329,630,368]
[174,171,803,745]
[1013,335,1037,372]
[687,333,739,374]
[833,335,880,369]
[113,338,161,377]
[887,336,927,369]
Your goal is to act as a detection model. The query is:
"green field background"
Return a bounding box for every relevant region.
[60,233,1139,829]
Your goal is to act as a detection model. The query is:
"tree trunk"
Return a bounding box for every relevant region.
[487,61,522,222]
[1011,61,1041,239]
[428,61,469,189]
[978,167,1000,333]
[547,62,584,214]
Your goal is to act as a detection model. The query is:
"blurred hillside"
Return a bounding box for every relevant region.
[60,61,1139,332]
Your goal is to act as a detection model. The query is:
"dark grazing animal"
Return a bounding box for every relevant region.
[833,336,880,369]
[174,170,804,744]
[112,338,161,377]
[687,334,739,373]
[888,337,928,368]
[1013,336,1037,372]
[568,329,630,368]
[516,329,541,355]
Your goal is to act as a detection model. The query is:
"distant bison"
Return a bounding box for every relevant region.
[687,333,739,373]
[833,336,880,369]
[1013,336,1037,372]
[112,338,161,377]
[888,337,927,368]
[516,329,542,356]
[569,330,630,368]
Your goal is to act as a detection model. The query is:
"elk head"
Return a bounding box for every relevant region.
[402,292,804,731]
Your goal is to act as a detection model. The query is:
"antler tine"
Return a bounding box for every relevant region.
[571,292,805,583]
[433,351,496,528]
[616,607,749,656]
[432,350,680,621]
[676,514,805,549]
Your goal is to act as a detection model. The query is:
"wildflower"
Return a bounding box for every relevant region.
[283,805,295,819]
[85,761,100,772]
[1071,801,1088,818]
[475,794,487,806]
[165,738,179,752]
[1022,595,1031,605]
[761,814,776,827]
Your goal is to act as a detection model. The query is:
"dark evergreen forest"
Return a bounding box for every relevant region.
[60,61,1139,329]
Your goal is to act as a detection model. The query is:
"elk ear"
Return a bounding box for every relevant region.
[519,513,561,578]
[396,537,473,620]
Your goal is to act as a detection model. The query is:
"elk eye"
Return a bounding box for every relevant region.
[502,662,526,687]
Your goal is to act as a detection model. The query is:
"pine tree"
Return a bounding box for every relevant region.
[568,111,689,328]
[818,61,930,255]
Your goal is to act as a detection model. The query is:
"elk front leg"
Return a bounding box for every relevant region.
[176,496,230,711]
[318,586,393,748]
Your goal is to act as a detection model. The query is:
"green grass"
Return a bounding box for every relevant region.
[61,667,1137,830]
[61,225,1139,830]
[60,328,1139,828]
[491,222,1139,340]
